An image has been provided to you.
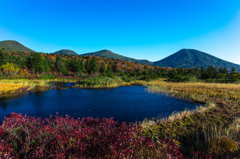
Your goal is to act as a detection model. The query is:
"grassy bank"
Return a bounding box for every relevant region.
[0,79,54,95]
[142,79,240,158]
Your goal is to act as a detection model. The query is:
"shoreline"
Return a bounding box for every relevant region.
[1,78,240,157]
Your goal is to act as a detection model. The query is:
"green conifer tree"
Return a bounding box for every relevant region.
[231,67,236,74]
[0,50,5,66]
[90,57,98,73]
[60,65,68,76]
[100,62,106,75]
[32,53,44,73]
[107,64,114,77]
[55,55,62,71]
[85,59,91,74]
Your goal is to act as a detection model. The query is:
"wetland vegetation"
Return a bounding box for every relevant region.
[1,49,240,158]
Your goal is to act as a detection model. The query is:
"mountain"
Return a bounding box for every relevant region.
[153,49,240,71]
[82,49,153,65]
[0,40,35,52]
[54,49,78,55]
[2,40,239,71]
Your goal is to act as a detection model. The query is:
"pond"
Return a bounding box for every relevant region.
[0,85,200,123]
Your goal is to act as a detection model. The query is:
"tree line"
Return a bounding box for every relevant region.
[0,48,240,83]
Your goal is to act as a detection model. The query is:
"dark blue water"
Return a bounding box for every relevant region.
[0,86,199,123]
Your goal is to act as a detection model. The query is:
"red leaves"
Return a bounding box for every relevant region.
[0,112,183,158]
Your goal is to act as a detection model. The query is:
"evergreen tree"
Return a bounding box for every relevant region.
[111,63,117,72]
[55,55,62,71]
[46,57,53,71]
[80,59,84,73]
[119,71,126,77]
[167,69,177,80]
[107,64,114,77]
[200,66,207,79]
[207,65,217,78]
[90,57,98,73]
[32,53,44,73]
[156,69,162,77]
[219,67,224,74]
[73,60,83,74]
[0,50,5,66]
[15,56,23,67]
[43,59,51,72]
[223,67,229,75]
[60,65,68,76]
[231,67,236,74]
[25,55,32,69]
[100,62,106,75]
[69,57,77,72]
[85,59,91,74]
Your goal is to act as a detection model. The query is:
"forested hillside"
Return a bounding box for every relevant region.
[0,48,240,83]
[0,48,165,80]
[154,49,240,71]
[1,40,240,72]
[82,49,153,65]
[54,49,78,55]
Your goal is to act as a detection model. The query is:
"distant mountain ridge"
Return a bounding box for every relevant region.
[153,49,240,71]
[0,40,35,52]
[82,50,153,65]
[1,40,240,71]
[54,49,78,55]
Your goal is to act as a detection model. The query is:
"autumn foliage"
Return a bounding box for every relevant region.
[0,113,183,158]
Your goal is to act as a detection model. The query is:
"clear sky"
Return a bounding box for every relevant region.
[0,0,240,64]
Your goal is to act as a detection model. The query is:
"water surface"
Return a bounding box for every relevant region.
[0,85,199,123]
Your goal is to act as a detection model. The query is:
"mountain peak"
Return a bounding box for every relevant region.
[0,40,35,52]
[98,49,114,53]
[178,48,199,52]
[154,49,240,71]
[81,50,153,65]
[54,49,78,55]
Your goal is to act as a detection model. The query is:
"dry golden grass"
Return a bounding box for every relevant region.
[141,79,240,158]
[0,79,51,95]
[0,83,27,94]
[147,80,240,103]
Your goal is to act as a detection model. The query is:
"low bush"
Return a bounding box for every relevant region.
[77,76,122,87]
[0,113,183,158]
[210,136,238,156]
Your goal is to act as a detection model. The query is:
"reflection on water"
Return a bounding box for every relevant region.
[0,85,199,123]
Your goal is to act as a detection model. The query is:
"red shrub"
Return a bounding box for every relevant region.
[0,113,183,158]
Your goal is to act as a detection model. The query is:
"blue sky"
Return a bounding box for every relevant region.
[0,0,240,64]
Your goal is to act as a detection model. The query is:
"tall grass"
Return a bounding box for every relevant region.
[0,79,52,95]
[143,79,240,158]
[0,83,28,95]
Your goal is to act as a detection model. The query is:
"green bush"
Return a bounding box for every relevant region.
[78,76,122,87]
[41,74,56,80]
[121,76,136,82]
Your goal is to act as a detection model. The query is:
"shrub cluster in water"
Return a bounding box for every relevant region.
[0,113,183,158]
[77,76,122,87]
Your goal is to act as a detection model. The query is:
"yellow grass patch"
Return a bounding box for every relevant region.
[0,83,26,94]
[147,80,240,102]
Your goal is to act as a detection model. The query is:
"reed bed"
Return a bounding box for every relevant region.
[147,80,240,103]
[141,79,240,158]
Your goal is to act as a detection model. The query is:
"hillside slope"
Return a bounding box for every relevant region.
[153,49,240,71]
[82,50,153,65]
[53,49,78,55]
[0,40,35,52]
